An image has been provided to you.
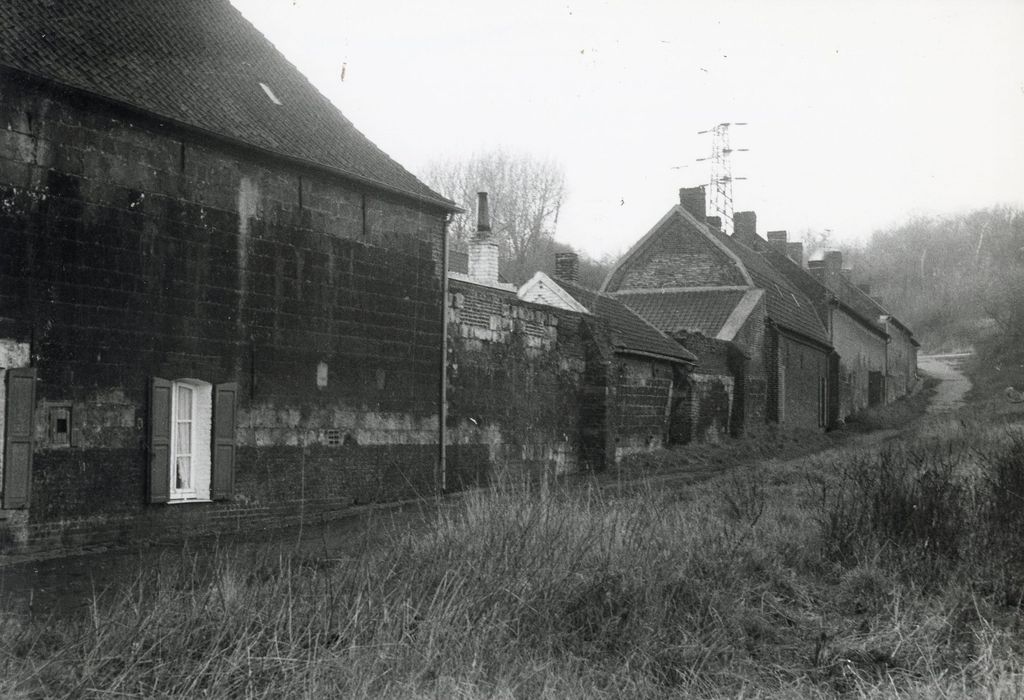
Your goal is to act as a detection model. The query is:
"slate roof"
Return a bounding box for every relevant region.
[614,289,747,338]
[554,279,697,364]
[0,0,456,211]
[711,230,831,347]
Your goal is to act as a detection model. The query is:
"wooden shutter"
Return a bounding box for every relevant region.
[149,377,172,504]
[2,368,37,509]
[211,382,237,501]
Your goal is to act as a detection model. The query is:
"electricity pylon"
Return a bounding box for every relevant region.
[697,122,748,234]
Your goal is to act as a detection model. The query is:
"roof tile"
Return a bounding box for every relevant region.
[0,0,455,210]
[555,279,697,363]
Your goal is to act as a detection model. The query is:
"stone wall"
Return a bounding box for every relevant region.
[445,279,592,484]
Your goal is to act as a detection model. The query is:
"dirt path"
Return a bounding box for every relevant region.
[918,353,973,413]
[0,378,941,618]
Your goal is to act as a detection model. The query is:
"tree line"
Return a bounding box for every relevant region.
[846,207,1024,353]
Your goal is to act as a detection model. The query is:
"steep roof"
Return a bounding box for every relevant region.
[607,204,831,348]
[0,0,455,211]
[710,229,831,347]
[614,289,747,338]
[755,244,888,339]
[554,279,697,364]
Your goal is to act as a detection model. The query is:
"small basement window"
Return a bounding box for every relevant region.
[259,82,283,105]
[47,404,72,447]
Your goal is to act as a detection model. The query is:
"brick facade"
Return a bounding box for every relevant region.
[0,75,449,553]
[445,279,591,482]
[607,213,748,290]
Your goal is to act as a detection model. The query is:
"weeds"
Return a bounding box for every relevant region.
[2,419,1023,698]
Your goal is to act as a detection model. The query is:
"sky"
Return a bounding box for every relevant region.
[231,0,1024,259]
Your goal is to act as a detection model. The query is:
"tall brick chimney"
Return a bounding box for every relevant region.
[808,250,844,289]
[786,242,804,267]
[469,192,499,285]
[705,215,722,231]
[766,230,802,265]
[733,211,757,243]
[678,186,706,221]
[766,230,788,248]
[823,250,843,272]
[554,252,579,283]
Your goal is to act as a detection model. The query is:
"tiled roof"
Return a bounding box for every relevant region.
[615,289,747,337]
[0,0,455,210]
[713,232,831,346]
[555,279,697,364]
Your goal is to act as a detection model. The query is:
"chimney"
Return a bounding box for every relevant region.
[733,211,757,242]
[786,242,804,266]
[469,192,499,285]
[766,229,788,252]
[678,186,706,221]
[823,250,843,272]
[554,252,579,283]
[705,215,722,231]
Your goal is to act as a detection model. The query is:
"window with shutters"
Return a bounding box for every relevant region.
[150,378,236,504]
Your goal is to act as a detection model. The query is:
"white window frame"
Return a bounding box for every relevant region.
[168,379,212,503]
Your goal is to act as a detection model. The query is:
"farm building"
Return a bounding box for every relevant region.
[0,0,458,552]
[602,188,835,433]
[736,229,891,422]
[806,252,920,404]
[447,197,696,482]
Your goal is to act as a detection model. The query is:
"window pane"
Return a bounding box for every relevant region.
[176,422,192,454]
[176,385,193,420]
[176,456,191,490]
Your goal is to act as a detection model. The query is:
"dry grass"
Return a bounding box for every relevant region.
[2,412,1023,698]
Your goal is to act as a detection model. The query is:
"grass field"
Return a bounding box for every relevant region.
[3,378,1023,698]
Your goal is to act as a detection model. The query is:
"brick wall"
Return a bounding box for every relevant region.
[607,213,747,291]
[446,279,593,483]
[778,332,830,430]
[671,331,739,441]
[0,75,448,553]
[608,355,676,460]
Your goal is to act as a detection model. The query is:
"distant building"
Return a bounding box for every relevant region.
[737,232,890,421]
[804,253,920,404]
[602,188,835,433]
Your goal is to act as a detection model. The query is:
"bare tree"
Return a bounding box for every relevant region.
[424,150,567,283]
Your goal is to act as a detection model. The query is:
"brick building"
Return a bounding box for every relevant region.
[519,259,697,463]
[805,252,919,404]
[602,188,834,432]
[0,1,458,552]
[736,228,891,422]
[448,198,695,478]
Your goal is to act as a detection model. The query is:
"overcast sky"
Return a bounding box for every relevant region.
[231,0,1024,259]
